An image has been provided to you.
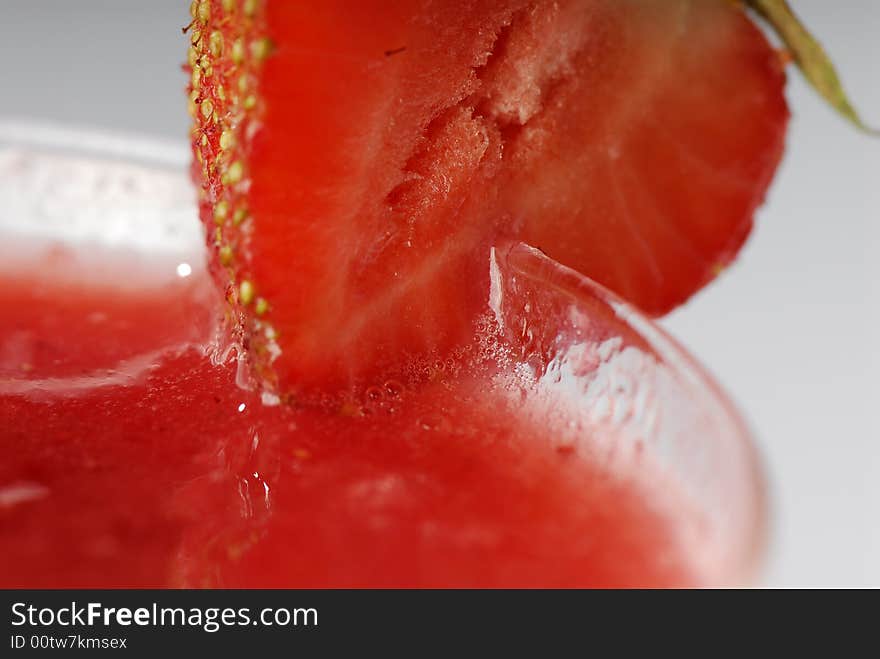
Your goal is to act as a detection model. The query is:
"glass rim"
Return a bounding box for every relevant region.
[0,117,190,169]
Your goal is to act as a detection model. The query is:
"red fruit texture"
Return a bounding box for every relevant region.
[187,0,788,395]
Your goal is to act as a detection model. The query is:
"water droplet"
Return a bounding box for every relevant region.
[234,352,252,390]
[238,471,272,519]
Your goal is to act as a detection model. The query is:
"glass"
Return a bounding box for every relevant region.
[0,123,767,586]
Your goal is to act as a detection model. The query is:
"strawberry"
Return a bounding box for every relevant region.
[186,0,787,395]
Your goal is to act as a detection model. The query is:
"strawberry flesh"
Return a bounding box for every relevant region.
[188,0,787,394]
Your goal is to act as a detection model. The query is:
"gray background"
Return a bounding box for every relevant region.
[1,1,878,586]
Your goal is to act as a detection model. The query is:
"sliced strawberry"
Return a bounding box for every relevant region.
[187,0,787,394]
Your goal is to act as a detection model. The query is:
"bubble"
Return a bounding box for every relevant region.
[364,386,384,403]
[383,379,404,399]
[418,413,444,431]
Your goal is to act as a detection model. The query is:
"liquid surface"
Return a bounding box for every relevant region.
[0,239,760,587]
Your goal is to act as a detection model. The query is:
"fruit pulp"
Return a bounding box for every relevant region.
[0,236,761,588]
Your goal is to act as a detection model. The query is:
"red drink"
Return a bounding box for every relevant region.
[0,144,764,588]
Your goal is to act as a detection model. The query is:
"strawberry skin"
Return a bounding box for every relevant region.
[187,0,788,395]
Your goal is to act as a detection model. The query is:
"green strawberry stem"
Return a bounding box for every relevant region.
[746,0,877,134]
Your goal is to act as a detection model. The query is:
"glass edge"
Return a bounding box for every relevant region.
[0,118,190,169]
